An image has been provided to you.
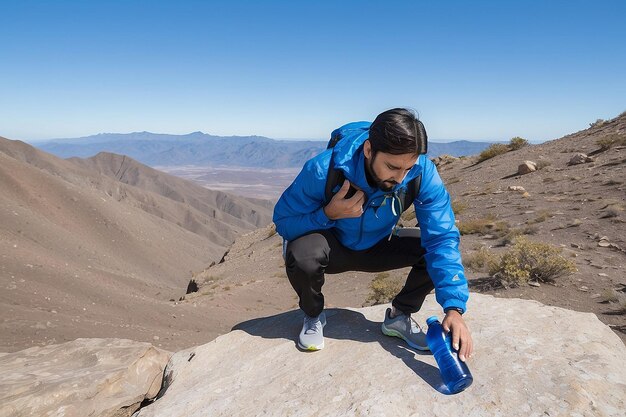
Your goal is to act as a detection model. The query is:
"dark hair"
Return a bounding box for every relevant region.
[368,108,428,155]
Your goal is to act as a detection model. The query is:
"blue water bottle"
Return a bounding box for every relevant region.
[426,316,473,394]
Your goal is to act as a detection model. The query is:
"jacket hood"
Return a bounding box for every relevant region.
[331,121,422,196]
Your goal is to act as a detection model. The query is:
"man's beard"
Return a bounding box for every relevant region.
[366,152,398,192]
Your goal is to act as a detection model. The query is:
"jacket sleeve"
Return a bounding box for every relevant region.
[273,153,336,241]
[414,157,469,313]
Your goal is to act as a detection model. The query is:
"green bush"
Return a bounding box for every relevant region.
[489,237,577,286]
[366,272,403,305]
[509,136,529,150]
[477,143,510,162]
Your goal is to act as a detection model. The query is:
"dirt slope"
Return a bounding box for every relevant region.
[0,137,272,352]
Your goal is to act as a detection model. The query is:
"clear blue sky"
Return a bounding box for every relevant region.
[1,0,624,142]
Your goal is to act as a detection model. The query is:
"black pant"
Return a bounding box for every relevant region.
[284,230,434,318]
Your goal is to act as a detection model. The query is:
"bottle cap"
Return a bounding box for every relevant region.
[426,316,439,326]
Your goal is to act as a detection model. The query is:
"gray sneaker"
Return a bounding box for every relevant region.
[381,308,429,351]
[298,312,326,351]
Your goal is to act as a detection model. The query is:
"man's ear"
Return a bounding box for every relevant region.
[364,140,372,159]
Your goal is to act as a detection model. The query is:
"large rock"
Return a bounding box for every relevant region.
[135,294,626,417]
[518,160,537,175]
[568,153,594,165]
[0,338,170,417]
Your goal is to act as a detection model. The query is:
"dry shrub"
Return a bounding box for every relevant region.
[458,214,509,237]
[601,288,621,303]
[366,272,403,305]
[601,203,624,219]
[536,159,552,170]
[464,247,499,273]
[596,134,626,150]
[452,199,468,215]
[490,237,577,286]
[527,210,553,224]
[501,225,539,245]
[601,289,626,315]
[477,143,510,162]
[509,136,529,150]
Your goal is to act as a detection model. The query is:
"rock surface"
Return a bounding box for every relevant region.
[0,338,170,417]
[568,152,594,165]
[134,294,626,417]
[517,160,537,175]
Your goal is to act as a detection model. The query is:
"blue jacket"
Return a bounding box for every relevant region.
[273,121,469,313]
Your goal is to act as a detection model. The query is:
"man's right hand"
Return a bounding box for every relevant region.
[323,180,366,220]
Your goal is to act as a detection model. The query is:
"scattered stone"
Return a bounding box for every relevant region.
[508,185,526,192]
[153,336,160,341]
[579,286,589,292]
[522,192,531,198]
[570,243,583,249]
[517,161,537,175]
[598,241,611,247]
[528,281,541,287]
[598,273,609,277]
[568,153,594,165]
[591,293,602,299]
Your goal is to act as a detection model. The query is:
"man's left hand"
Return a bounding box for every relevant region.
[441,310,473,362]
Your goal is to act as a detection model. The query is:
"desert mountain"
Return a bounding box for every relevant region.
[36,131,495,168]
[0,137,272,352]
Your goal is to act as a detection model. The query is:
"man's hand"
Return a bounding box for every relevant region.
[441,310,473,362]
[323,180,366,220]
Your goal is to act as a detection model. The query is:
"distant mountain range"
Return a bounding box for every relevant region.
[35,132,496,168]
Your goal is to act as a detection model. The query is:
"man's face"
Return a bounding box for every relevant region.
[364,140,418,192]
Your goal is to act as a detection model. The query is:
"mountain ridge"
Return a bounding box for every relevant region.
[34,131,496,168]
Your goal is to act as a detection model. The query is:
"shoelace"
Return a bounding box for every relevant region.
[304,316,322,334]
[408,315,422,334]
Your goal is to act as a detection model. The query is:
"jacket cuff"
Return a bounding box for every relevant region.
[313,207,336,228]
[442,299,466,314]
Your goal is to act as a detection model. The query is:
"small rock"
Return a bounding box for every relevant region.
[579,286,589,292]
[571,243,583,249]
[598,241,611,247]
[518,161,537,175]
[522,192,531,198]
[508,186,526,192]
[598,273,609,277]
[568,153,594,165]
[590,293,602,299]
[153,336,160,341]
[528,281,541,287]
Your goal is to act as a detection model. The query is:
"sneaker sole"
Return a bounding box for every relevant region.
[381,323,430,351]
[297,341,324,351]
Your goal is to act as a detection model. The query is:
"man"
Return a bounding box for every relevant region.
[273,108,472,361]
